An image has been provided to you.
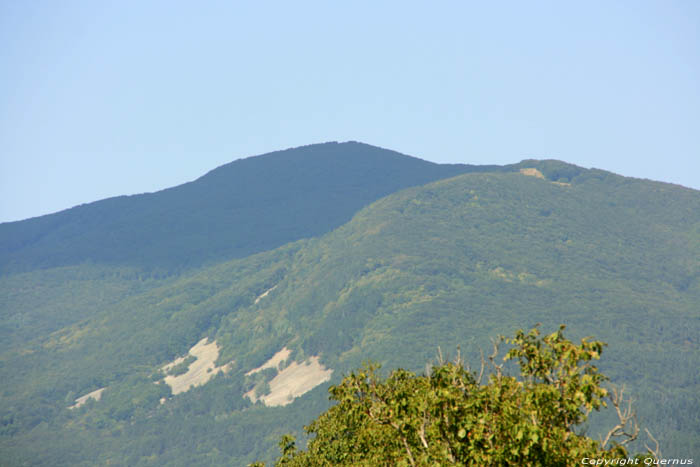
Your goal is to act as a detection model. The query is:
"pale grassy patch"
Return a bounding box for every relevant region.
[362,221,388,237]
[488,266,549,287]
[44,325,92,350]
[519,168,545,179]
[520,167,571,186]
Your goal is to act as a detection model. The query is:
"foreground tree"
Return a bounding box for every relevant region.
[254,325,654,466]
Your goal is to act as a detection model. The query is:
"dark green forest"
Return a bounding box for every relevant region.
[0,142,498,275]
[1,144,698,465]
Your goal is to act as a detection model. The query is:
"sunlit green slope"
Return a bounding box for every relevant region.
[1,161,698,465]
[0,142,488,353]
[0,142,492,355]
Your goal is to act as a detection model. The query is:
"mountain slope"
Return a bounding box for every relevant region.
[1,161,698,464]
[0,142,495,275]
[0,141,491,352]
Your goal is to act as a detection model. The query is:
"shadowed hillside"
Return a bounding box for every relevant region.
[0,142,499,274]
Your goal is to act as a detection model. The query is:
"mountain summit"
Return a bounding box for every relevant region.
[0,142,492,274]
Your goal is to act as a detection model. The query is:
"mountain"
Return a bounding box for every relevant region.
[0,142,495,275]
[1,147,698,465]
[1,142,490,353]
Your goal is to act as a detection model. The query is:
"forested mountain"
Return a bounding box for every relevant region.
[1,145,698,465]
[0,142,490,275]
[0,142,486,353]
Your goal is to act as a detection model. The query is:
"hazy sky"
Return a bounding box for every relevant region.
[1,1,698,223]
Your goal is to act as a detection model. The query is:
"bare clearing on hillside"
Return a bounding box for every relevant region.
[520,168,571,186]
[254,285,278,304]
[519,167,545,179]
[161,338,232,395]
[245,347,291,376]
[70,387,105,409]
[245,355,333,407]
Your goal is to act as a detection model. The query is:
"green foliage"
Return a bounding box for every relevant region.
[246,367,278,397]
[264,326,649,466]
[255,381,272,399]
[0,264,172,353]
[166,355,196,376]
[1,159,699,465]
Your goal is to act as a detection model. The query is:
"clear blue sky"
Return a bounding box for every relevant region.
[1,1,698,223]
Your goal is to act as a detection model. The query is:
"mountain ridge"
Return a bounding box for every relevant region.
[0,141,505,274]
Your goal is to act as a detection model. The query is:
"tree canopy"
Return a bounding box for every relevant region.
[256,325,654,466]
